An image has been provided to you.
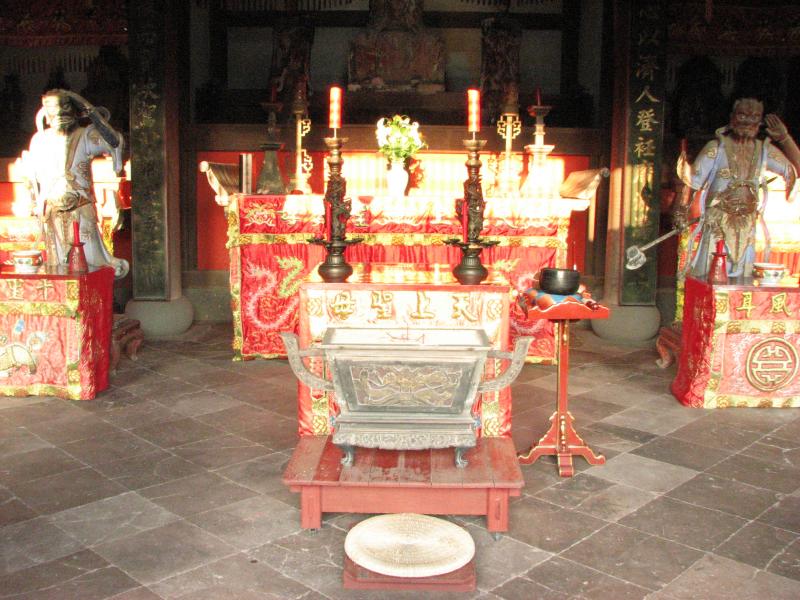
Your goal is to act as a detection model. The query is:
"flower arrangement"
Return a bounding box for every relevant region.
[375,115,426,163]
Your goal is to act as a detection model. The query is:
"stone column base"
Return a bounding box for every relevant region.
[590,303,660,344]
[125,296,194,338]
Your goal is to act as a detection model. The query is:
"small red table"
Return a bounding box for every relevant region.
[672,276,800,408]
[517,300,610,476]
[0,266,114,400]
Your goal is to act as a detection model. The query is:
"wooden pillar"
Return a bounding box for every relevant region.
[126,0,193,335]
[593,0,664,341]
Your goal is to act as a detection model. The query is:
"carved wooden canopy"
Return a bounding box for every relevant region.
[0,1,127,47]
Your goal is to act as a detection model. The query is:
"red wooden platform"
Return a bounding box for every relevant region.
[282,436,524,533]
[343,556,476,591]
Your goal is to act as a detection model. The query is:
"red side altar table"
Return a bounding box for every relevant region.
[672,276,800,408]
[0,266,114,400]
[283,263,524,535]
[518,300,610,476]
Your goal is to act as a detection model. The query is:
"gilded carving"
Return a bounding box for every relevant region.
[746,337,798,392]
[734,291,754,318]
[409,291,435,319]
[329,291,356,320]
[452,293,480,322]
[770,292,793,317]
[370,290,394,319]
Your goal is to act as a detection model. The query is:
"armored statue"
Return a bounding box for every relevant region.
[673,98,799,278]
[22,89,129,278]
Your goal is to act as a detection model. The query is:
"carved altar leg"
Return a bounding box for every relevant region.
[340,445,355,467]
[455,446,469,468]
[518,320,605,476]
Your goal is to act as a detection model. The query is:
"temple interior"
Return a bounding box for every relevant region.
[1,1,800,598]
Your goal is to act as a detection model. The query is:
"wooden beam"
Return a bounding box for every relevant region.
[220,10,564,30]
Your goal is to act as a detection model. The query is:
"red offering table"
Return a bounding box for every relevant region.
[0,266,114,400]
[672,276,800,408]
[223,193,585,363]
[283,436,523,535]
[517,299,610,476]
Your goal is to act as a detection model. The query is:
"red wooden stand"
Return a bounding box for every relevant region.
[518,302,609,476]
[283,436,523,534]
[343,556,476,591]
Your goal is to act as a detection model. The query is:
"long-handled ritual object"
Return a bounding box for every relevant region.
[625,217,700,270]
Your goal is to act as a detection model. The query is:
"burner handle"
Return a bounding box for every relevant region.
[477,337,533,393]
[280,332,334,392]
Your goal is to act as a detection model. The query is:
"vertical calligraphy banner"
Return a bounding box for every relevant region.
[621,2,667,305]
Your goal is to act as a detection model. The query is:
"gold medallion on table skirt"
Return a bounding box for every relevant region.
[746,337,799,392]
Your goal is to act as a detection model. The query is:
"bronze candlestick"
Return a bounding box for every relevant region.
[310,136,362,282]
[446,138,499,285]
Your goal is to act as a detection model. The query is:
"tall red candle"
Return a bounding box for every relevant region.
[467,88,480,133]
[325,201,332,242]
[72,220,80,245]
[329,86,342,131]
[462,200,469,243]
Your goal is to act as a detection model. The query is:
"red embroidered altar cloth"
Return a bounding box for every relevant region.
[227,193,586,364]
[0,266,113,400]
[296,264,513,437]
[672,276,800,408]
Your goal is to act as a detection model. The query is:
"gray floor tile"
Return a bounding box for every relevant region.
[9,467,126,515]
[0,516,83,576]
[707,454,800,494]
[139,471,258,517]
[507,496,607,553]
[2,323,799,598]
[758,496,800,533]
[714,521,796,570]
[149,552,313,599]
[47,491,178,547]
[618,496,747,551]
[768,539,800,582]
[94,520,236,585]
[666,473,781,519]
[524,555,651,599]
[0,446,84,486]
[0,549,138,599]
[655,553,800,599]
[632,436,731,471]
[93,449,205,490]
[171,433,270,469]
[186,495,301,550]
[130,417,222,449]
[561,523,704,590]
[589,453,698,494]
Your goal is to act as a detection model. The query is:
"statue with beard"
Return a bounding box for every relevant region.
[22,89,129,278]
[673,98,800,278]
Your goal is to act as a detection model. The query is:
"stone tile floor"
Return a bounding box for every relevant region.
[1,322,799,599]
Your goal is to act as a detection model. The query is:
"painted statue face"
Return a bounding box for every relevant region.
[729,99,763,140]
[42,93,76,133]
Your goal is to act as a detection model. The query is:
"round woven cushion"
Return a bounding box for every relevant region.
[344,513,475,578]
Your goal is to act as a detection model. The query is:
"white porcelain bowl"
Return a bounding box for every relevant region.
[752,262,785,285]
[11,250,43,274]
